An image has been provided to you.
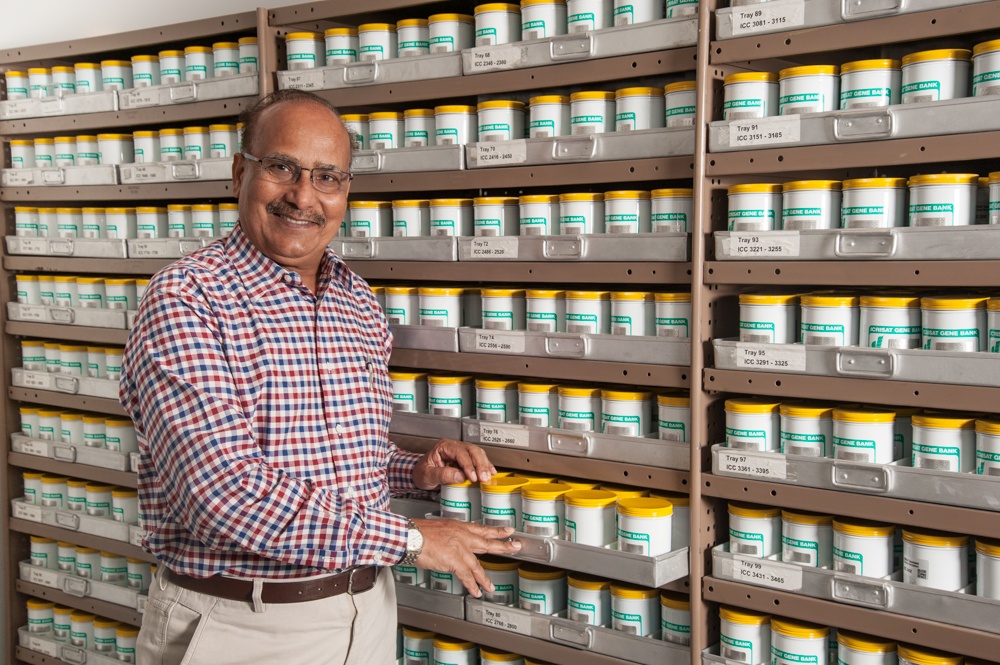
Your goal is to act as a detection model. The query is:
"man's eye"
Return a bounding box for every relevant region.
[315,171,339,184]
[267,161,294,174]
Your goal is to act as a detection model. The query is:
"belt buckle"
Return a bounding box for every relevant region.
[347,567,361,595]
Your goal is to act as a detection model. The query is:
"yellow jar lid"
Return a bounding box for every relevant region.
[522,0,566,5]
[654,293,691,304]
[782,180,842,192]
[324,28,358,37]
[921,295,987,310]
[192,204,217,212]
[13,207,38,213]
[158,128,184,136]
[518,382,558,393]
[475,3,521,13]
[212,42,239,49]
[605,190,651,200]
[70,610,97,621]
[401,626,436,638]
[23,471,46,480]
[779,402,833,418]
[649,491,689,507]
[896,645,964,665]
[105,418,133,427]
[431,198,473,206]
[27,599,56,610]
[389,371,427,382]
[402,109,434,119]
[132,130,158,139]
[349,201,392,209]
[615,86,660,98]
[771,618,830,639]
[285,32,321,40]
[841,59,900,73]
[358,23,397,31]
[81,208,105,214]
[384,286,417,295]
[392,199,430,208]
[833,406,895,424]
[166,204,192,211]
[902,528,968,548]
[480,476,530,494]
[563,489,617,508]
[97,133,134,141]
[9,139,34,145]
[476,378,519,390]
[833,518,895,537]
[94,617,121,629]
[559,192,604,202]
[418,286,463,296]
[181,127,208,134]
[474,196,518,204]
[477,100,526,111]
[5,71,27,77]
[719,606,771,625]
[974,39,1000,56]
[565,290,609,300]
[975,419,1000,436]
[837,630,897,653]
[136,206,167,213]
[665,81,697,93]
[131,55,159,63]
[908,173,979,187]
[58,344,87,351]
[725,397,781,415]
[519,194,560,204]
[570,90,614,102]
[568,572,612,590]
[480,647,523,662]
[843,177,907,189]
[610,291,653,302]
[19,406,41,414]
[427,375,473,385]
[611,582,659,599]
[435,105,476,114]
[902,49,971,65]
[652,188,694,197]
[724,72,778,84]
[100,60,131,67]
[781,509,833,526]
[599,484,647,499]
[779,65,839,78]
[860,294,920,308]
[429,14,475,23]
[368,111,402,121]
[443,478,478,489]
[104,209,136,215]
[728,183,782,195]
[558,478,601,490]
[513,472,556,483]
[433,636,476,650]
[660,590,690,609]
[158,50,184,57]
[529,95,568,105]
[341,114,368,123]
[53,136,75,143]
[30,535,57,543]
[602,389,652,401]
[67,479,89,487]
[728,501,780,518]
[183,46,212,54]
[116,626,141,637]
[59,413,83,421]
[975,537,1000,557]
[33,138,55,144]
[209,124,237,131]
[526,289,565,298]
[397,18,428,28]
[219,203,238,210]
[617,497,672,517]
[657,393,691,407]
[557,386,600,398]
[482,288,526,297]
[911,414,975,430]
[50,66,73,74]
[801,293,858,307]
[520,482,571,500]
[74,63,101,69]
[112,489,138,498]
[518,562,566,581]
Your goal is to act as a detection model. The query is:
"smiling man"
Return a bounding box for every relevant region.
[120,90,520,664]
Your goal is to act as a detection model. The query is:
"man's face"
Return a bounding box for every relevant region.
[232,101,352,276]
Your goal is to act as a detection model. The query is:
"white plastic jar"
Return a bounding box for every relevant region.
[782,180,842,230]
[427,375,475,417]
[428,198,473,236]
[837,631,897,665]
[921,295,987,352]
[618,497,672,555]
[37,209,57,238]
[651,188,693,232]
[481,288,527,330]
[49,65,75,95]
[31,535,58,568]
[97,133,134,164]
[654,293,692,339]
[53,137,76,167]
[34,138,55,168]
[781,509,833,567]
[615,87,665,131]
[76,277,106,308]
[521,0,567,40]
[342,114,368,150]
[135,207,167,239]
[86,348,107,379]
[53,274,78,304]
[729,502,781,558]
[569,91,615,134]
[100,60,133,90]
[209,124,238,158]
[358,23,398,61]
[602,389,653,436]
[610,292,654,336]
[833,406,896,463]
[44,344,63,372]
[833,518,895,578]
[433,637,478,664]
[191,204,218,238]
[130,55,160,87]
[14,208,39,238]
[901,48,971,103]
[60,344,88,375]
[369,112,403,149]
[902,528,968,591]
[613,0,663,25]
[157,128,183,161]
[440,479,481,521]
[389,371,428,413]
[167,204,192,237]
[977,418,1000,476]
[567,573,611,626]
[59,414,83,446]
[660,592,690,645]
[434,105,478,145]
[841,177,907,228]
[521,482,570,535]
[182,126,209,160]
[604,190,651,234]
[517,382,558,427]
[728,183,782,231]
[116,625,139,662]
[840,59,901,109]
[779,402,833,458]
[478,100,526,142]
[474,196,520,236]
[480,555,520,605]
[28,67,52,98]
[559,193,605,234]
[85,483,114,517]
[26,599,55,632]
[81,207,105,239]
[324,28,358,65]
[284,32,323,69]
[212,42,239,77]
[9,140,35,168]
[131,131,158,164]
[860,295,921,349]
[99,551,128,586]
[402,109,435,148]
[611,583,659,637]
[665,80,697,127]
[973,39,1000,97]
[106,419,139,455]
[558,386,601,431]
[4,71,29,100]
[565,290,611,334]
[656,393,690,443]
[349,201,392,237]
[563,489,616,546]
[20,342,46,372]
[23,471,44,503]
[105,348,124,380]
[111,488,139,524]
[528,95,570,138]
[976,537,1000,598]
[157,50,184,83]
[778,65,840,115]
[384,285,419,325]
[481,477,528,528]
[800,293,858,346]
[907,173,978,227]
[724,72,779,120]
[475,3,522,46]
[725,397,781,451]
[911,413,976,472]
[518,563,567,615]
[235,38,258,74]
[183,46,213,81]
[69,610,96,649]
[720,607,771,664]
[402,628,435,665]
[526,289,566,332]
[127,558,152,591]
[518,194,559,235]
[397,19,430,57]
[476,378,519,422]
[429,13,475,52]
[68,479,89,510]
[567,0,613,32]
[418,287,463,327]
[74,62,102,92]
[771,619,830,665]
[392,199,430,237]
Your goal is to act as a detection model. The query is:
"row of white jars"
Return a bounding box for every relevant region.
[345,190,694,238]
[398,627,532,665]
[722,41,1000,119]
[4,39,259,100]
[28,537,151,591]
[19,405,138,453]
[25,598,141,661]
[738,292,1000,353]
[15,275,146,310]
[283,0,698,69]
[10,125,241,168]
[719,607,968,665]
[726,173,1000,232]
[20,340,123,380]
[723,396,1000,474]
[12,203,238,240]
[22,472,138,525]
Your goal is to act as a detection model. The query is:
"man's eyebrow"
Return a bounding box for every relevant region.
[266,152,342,170]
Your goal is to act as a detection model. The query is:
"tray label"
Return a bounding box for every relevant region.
[722,231,800,257]
[480,605,530,634]
[18,439,48,457]
[730,116,801,147]
[467,45,524,73]
[733,555,803,591]
[479,424,529,448]
[475,331,526,354]
[476,139,527,166]
[730,0,805,35]
[27,566,60,587]
[124,88,160,108]
[734,343,806,372]
[13,501,42,521]
[469,237,518,259]
[718,450,788,480]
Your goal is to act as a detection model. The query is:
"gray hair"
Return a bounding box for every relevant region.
[238,89,355,160]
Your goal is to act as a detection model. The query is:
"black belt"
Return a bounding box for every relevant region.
[164,566,379,603]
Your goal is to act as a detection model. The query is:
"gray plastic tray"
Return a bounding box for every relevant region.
[466,126,694,169]
[456,233,689,262]
[1,165,118,187]
[0,90,118,119]
[712,338,1000,387]
[715,0,986,40]
[709,95,1000,153]
[465,598,689,665]
[118,73,257,109]
[18,627,125,664]
[11,433,131,472]
[19,560,146,612]
[396,583,467,619]
[711,444,1000,511]
[390,497,440,521]
[119,157,232,183]
[11,499,130,542]
[391,325,460,353]
[12,368,120,400]
[126,237,210,258]
[462,418,690,471]
[277,52,463,91]
[715,226,1000,261]
[351,144,465,174]
[6,236,129,259]
[330,236,458,261]
[389,411,463,441]
[8,303,129,330]
[459,328,691,366]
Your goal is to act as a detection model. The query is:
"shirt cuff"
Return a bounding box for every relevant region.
[387,448,423,492]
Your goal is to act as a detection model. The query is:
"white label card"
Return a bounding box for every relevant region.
[730,116,801,147]
[127,88,160,108]
[733,555,803,591]
[27,567,60,588]
[475,331,526,354]
[718,449,788,480]
[3,101,32,117]
[27,635,60,657]
[729,0,805,35]
[475,140,527,166]
[469,237,519,259]
[734,343,807,372]
[18,439,48,457]
[466,45,525,73]
[281,71,324,90]
[13,501,42,521]
[480,605,531,634]
[14,305,46,321]
[129,241,169,257]
[21,372,51,389]
[479,424,530,448]
[722,231,800,257]
[4,170,35,186]
[17,238,48,254]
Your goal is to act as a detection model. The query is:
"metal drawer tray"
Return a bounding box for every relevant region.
[457,233,688,262]
[277,52,463,91]
[6,236,129,258]
[11,432,131,472]
[459,328,691,366]
[1,165,118,187]
[12,368,120,400]
[118,73,257,109]
[8,303,129,329]
[11,499,131,542]
[351,144,465,173]
[19,560,146,612]
[119,157,232,183]
[389,411,463,441]
[331,236,458,262]
[0,90,118,119]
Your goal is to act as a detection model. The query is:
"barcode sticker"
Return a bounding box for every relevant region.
[521,416,545,427]
[479,424,529,448]
[787,551,813,564]
[733,555,803,591]
[722,647,747,661]
[605,424,637,437]
[615,622,638,634]
[734,343,806,372]
[481,605,530,634]
[835,561,857,575]
[479,412,504,423]
[721,231,801,257]
[525,524,557,537]
[432,579,450,591]
[734,543,759,555]
[804,335,838,346]
[917,458,952,470]
[729,0,805,35]
[476,140,527,166]
[620,542,646,554]
[570,611,591,623]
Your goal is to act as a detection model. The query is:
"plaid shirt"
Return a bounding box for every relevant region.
[120,224,420,578]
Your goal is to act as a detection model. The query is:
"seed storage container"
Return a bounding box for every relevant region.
[384,285,419,325]
[973,39,1000,97]
[26,599,55,632]
[837,630,897,665]
[654,292,691,338]
[911,413,976,472]
[569,91,615,134]
[781,509,833,567]
[521,0,567,40]
[779,402,834,457]
[481,288,527,330]
[565,290,611,333]
[729,502,781,558]
[50,66,75,95]
[285,32,324,69]
[602,389,653,436]
[100,60,133,90]
[474,196,520,236]
[341,114,368,150]
[392,199,430,237]
[54,137,76,167]
[559,193,605,234]
[183,46,213,80]
[528,95,570,138]
[656,393,691,443]
[901,49,971,103]
[615,87,665,131]
[402,109,435,147]
[841,178,907,228]
[427,375,475,416]
[840,59,901,109]
[720,607,772,664]
[526,289,566,332]
[728,183,782,231]
[833,406,896,463]
[478,100,526,141]
[618,497,672,555]
[604,190,651,234]
[476,378,520,422]
[517,382,558,427]
[799,293,859,346]
[723,72,779,120]
[558,385,601,431]
[390,371,428,413]
[833,518,895,578]
[396,19,430,57]
[782,180,842,230]
[9,140,35,168]
[907,173,978,226]
[665,80,697,127]
[433,636,478,664]
[74,62,102,92]
[563,490,617,546]
[610,292,654,336]
[921,295,987,352]
[725,398,781,452]
[481,477,529,528]
[518,194,559,235]
[429,13,475,52]
[977,418,1000,476]
[518,564,567,615]
[976,537,1000,598]
[660,592,691,645]
[567,573,612,626]
[157,50,184,83]
[34,138,55,167]
[418,287,463,327]
[739,294,799,343]
[191,204,218,237]
[434,105,478,145]
[860,295,921,349]
[209,124,238,158]
[771,619,830,665]
[429,198,473,236]
[521,482,570,536]
[778,65,840,115]
[349,201,392,237]
[440,479,481,521]
[902,528,969,591]
[211,42,239,77]
[613,0,663,25]
[474,3,522,46]
[567,0,613,31]
[182,126,209,160]
[4,71,29,100]
[611,583,660,637]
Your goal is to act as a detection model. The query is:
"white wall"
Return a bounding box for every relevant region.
[0,0,306,50]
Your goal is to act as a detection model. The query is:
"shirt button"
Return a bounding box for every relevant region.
[335,423,345,435]
[374,552,384,563]
[343,487,356,499]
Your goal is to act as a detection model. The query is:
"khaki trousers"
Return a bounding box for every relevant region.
[137,567,397,665]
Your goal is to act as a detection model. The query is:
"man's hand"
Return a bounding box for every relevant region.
[412,439,497,490]
[413,518,521,596]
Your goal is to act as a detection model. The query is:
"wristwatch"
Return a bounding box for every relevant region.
[399,518,424,566]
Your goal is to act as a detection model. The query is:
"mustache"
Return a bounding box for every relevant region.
[266,201,325,225]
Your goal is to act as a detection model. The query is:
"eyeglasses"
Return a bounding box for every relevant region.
[241,152,353,194]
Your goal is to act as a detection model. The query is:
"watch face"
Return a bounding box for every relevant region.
[408,528,423,550]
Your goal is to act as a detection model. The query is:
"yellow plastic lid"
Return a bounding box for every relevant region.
[975,419,1000,436]
[570,90,614,102]
[911,414,975,430]
[518,563,566,581]
[568,573,612,591]
[563,489,617,508]
[617,497,672,517]
[719,606,771,625]
[475,3,521,13]
[902,49,972,65]
[518,382,558,395]
[558,478,601,490]
[97,133,133,141]
[442,478,478,489]
[392,199,430,208]
[50,66,73,74]
[474,196,518,205]
[132,130,158,139]
[368,111,402,121]
[435,105,476,114]
[94,617,121,629]
[833,518,895,537]
[358,23,397,32]
[843,178,907,189]
[5,71,27,77]
[158,50,184,57]
[427,375,473,385]
[921,295,987,310]
[654,293,691,305]
[429,13,475,23]
[974,39,1000,56]
[781,509,833,526]
[212,42,239,50]
[285,32,321,41]
[81,207,105,214]
[67,479,89,487]
[519,194,560,204]
[158,128,183,136]
[480,647,523,662]
[477,100,526,111]
[58,344,87,352]
[832,406,896,424]
[209,124,237,132]
[610,291,653,302]
[131,55,159,63]
[860,294,920,308]
[192,204,217,212]
[724,72,778,84]
[728,183,782,195]
[74,63,101,69]
[53,136,75,143]
[482,288,526,297]
[559,192,604,202]
[975,537,1000,557]
[431,198,473,206]
[480,476,530,494]
[908,173,979,187]
[837,630,897,653]
[529,94,568,105]
[23,471,47,480]
[321,29,357,40]
[652,188,694,197]
[476,378,520,390]
[565,290,609,300]
[105,418,133,427]
[605,190,651,200]
[520,482,572,501]
[13,207,38,214]
[219,203,238,210]
[526,289,565,298]
[513,472,556,484]
[116,625,140,637]
[58,412,83,421]
[602,389,652,401]
[841,59,901,73]
[801,293,858,307]
[136,206,167,213]
[401,626,436,639]
[782,180,842,192]
[9,139,34,145]
[397,18,428,28]
[183,46,212,54]
[30,535,57,544]
[611,582,659,599]
[779,402,833,419]
[656,393,691,408]
[112,489,138,498]
[779,65,839,78]
[27,599,56,610]
[725,397,781,415]
[417,286,463,297]
[100,60,131,67]
[728,501,781,518]
[166,204,192,212]
[349,200,392,209]
[599,484,647,499]
[771,618,830,639]
[181,127,208,135]
[902,528,968,548]
[70,610,96,621]
[33,138,55,144]
[615,86,660,98]
[665,81,697,93]
[896,645,964,665]
[433,636,476,651]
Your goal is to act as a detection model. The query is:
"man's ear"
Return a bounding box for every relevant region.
[232,152,246,199]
